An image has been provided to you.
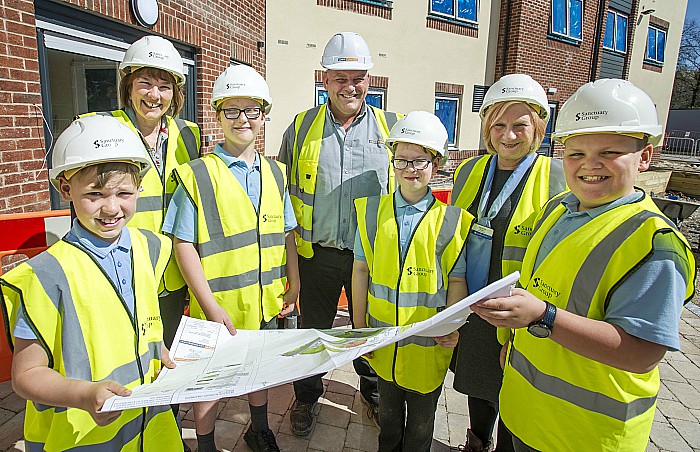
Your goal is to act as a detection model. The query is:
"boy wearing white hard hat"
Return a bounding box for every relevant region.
[471,79,696,451]
[163,65,299,452]
[1,115,182,450]
[353,111,472,452]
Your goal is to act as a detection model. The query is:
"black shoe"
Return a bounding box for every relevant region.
[360,393,380,429]
[243,426,280,452]
[290,400,316,437]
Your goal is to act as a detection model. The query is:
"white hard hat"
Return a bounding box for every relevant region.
[480,74,550,122]
[49,115,151,188]
[321,32,373,70]
[120,35,185,86]
[385,111,449,165]
[553,79,663,146]
[210,65,272,114]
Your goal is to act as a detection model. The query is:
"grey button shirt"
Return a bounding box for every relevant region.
[279,102,390,251]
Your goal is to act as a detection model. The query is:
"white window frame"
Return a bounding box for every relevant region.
[603,10,628,53]
[646,25,667,65]
[434,94,460,148]
[429,0,478,25]
[550,0,583,41]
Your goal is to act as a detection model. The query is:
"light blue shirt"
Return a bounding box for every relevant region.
[13,220,134,340]
[163,144,297,242]
[535,191,690,351]
[354,188,467,277]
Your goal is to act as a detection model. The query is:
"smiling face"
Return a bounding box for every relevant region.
[393,142,438,202]
[486,102,538,170]
[323,69,369,121]
[129,71,175,126]
[59,164,140,244]
[216,97,265,155]
[563,133,652,211]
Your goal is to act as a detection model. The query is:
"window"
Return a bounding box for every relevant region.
[430,0,477,23]
[603,10,628,53]
[315,84,386,109]
[551,0,582,41]
[435,95,460,147]
[646,25,666,64]
[538,103,558,157]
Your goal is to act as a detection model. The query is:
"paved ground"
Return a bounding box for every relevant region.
[1,306,700,451]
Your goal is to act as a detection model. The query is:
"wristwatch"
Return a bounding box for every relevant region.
[527,301,557,338]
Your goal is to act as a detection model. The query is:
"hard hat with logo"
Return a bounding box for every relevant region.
[119,35,185,86]
[553,79,663,146]
[321,32,374,70]
[385,111,449,164]
[49,115,151,188]
[480,74,550,122]
[210,64,272,114]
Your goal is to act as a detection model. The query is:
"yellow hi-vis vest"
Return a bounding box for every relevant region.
[0,229,180,452]
[355,194,473,393]
[289,104,401,258]
[501,194,696,452]
[80,109,201,293]
[173,154,288,329]
[452,154,566,276]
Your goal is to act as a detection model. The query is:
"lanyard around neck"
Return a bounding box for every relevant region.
[476,153,536,226]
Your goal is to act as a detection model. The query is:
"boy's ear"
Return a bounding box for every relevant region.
[57,176,73,202]
[638,144,653,172]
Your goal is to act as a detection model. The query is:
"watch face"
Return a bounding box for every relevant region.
[528,323,551,338]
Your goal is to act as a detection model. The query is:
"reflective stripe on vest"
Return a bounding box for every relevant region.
[289,104,400,258]
[501,195,695,451]
[452,154,566,276]
[174,154,288,328]
[0,229,180,451]
[356,194,472,393]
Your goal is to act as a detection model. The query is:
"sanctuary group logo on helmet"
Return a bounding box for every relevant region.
[147,51,168,61]
[502,86,525,95]
[93,138,126,149]
[400,127,421,136]
[575,110,609,122]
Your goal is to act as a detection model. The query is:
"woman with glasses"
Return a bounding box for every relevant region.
[163,65,299,452]
[449,74,566,452]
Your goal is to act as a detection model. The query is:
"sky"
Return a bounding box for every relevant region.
[686,2,700,26]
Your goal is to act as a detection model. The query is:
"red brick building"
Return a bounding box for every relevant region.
[0,0,266,213]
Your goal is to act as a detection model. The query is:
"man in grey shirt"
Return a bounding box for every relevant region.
[278,31,400,437]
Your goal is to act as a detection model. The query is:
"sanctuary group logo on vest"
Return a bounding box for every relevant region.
[531,277,561,299]
[141,315,162,336]
[406,266,435,277]
[513,224,533,236]
[262,213,283,223]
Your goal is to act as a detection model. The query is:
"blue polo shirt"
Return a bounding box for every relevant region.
[13,220,135,340]
[163,144,297,242]
[535,192,690,351]
[354,188,467,277]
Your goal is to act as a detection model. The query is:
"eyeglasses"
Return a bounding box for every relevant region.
[391,158,432,170]
[219,107,263,120]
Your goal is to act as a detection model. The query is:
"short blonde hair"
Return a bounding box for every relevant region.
[70,162,142,188]
[119,67,184,117]
[483,101,547,155]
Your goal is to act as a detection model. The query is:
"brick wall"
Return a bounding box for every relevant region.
[494,0,610,106]
[0,0,266,214]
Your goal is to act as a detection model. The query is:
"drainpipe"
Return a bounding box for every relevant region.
[590,0,607,81]
[501,0,512,77]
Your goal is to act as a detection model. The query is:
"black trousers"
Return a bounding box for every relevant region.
[377,378,442,452]
[467,397,514,452]
[159,287,188,423]
[293,244,378,405]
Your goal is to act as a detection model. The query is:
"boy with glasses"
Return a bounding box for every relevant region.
[352,111,473,452]
[163,65,299,452]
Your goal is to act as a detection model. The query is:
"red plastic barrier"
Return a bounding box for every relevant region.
[0,210,71,382]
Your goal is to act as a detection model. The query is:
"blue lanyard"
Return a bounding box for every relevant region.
[476,153,536,227]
